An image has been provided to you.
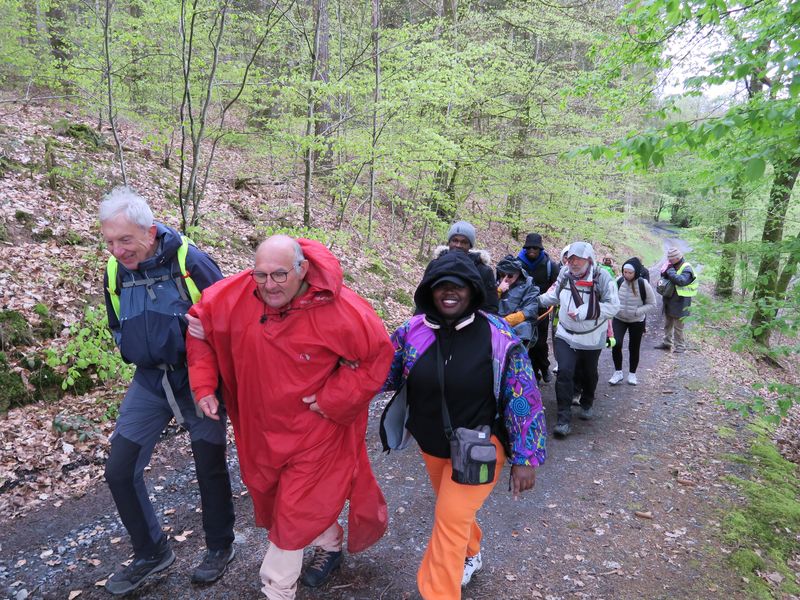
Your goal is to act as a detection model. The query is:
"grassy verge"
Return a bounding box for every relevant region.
[723,422,800,598]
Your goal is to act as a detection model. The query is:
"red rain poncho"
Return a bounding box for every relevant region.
[187,239,393,552]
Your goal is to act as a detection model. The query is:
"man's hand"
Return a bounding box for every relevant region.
[510,465,536,500]
[197,394,220,420]
[185,313,206,340]
[338,358,359,370]
[302,394,328,418]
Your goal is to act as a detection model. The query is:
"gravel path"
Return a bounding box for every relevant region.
[0,305,750,600]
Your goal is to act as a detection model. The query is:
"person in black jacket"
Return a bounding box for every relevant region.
[517,233,559,382]
[418,220,499,314]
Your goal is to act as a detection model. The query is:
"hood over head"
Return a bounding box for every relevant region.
[496,254,524,275]
[567,241,595,262]
[622,256,646,279]
[297,238,343,300]
[415,251,485,317]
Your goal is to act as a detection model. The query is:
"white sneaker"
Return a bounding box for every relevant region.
[461,552,483,586]
[608,370,624,385]
[628,373,638,385]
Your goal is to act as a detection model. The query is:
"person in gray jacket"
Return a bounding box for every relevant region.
[537,242,620,437]
[495,255,540,347]
[608,259,656,386]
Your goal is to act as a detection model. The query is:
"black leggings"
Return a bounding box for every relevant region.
[611,318,646,373]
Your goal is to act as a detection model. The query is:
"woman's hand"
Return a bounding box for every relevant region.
[510,464,536,500]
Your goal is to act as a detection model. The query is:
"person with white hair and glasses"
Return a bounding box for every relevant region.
[537,242,620,437]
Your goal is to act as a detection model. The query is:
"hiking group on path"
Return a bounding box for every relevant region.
[96,186,698,599]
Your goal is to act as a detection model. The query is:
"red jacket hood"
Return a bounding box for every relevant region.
[299,238,343,299]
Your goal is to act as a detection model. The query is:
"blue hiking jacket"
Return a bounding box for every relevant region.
[103,222,223,370]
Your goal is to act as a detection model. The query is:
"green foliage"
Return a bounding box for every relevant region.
[14,210,34,226]
[0,309,34,349]
[47,160,108,193]
[46,306,133,393]
[722,430,800,598]
[52,120,104,149]
[391,288,414,308]
[52,411,102,441]
[22,354,64,404]
[0,352,27,414]
[32,303,62,340]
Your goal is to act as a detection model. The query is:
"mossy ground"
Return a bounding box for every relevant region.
[722,423,800,598]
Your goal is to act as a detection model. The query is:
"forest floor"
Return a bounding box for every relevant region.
[0,300,785,600]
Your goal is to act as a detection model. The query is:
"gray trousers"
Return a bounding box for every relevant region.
[662,315,685,350]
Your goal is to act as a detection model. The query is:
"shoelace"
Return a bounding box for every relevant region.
[310,550,336,570]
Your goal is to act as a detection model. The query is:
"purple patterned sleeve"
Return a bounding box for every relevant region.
[501,345,547,466]
[381,322,409,392]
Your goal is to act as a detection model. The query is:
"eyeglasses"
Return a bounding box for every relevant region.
[251,269,293,284]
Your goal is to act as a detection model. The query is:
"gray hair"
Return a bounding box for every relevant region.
[98,187,154,229]
[292,240,305,270]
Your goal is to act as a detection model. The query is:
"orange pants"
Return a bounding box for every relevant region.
[417,436,506,600]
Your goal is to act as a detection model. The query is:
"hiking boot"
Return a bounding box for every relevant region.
[105,546,175,595]
[674,347,686,353]
[553,423,571,437]
[654,343,672,350]
[608,370,624,385]
[627,373,638,386]
[461,552,483,587]
[579,406,594,420]
[300,549,342,588]
[541,370,552,383]
[191,546,235,584]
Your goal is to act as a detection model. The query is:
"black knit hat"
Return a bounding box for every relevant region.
[523,233,543,249]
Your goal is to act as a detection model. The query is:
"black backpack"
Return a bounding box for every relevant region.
[616,276,648,305]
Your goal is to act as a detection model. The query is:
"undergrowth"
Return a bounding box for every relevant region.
[723,422,800,598]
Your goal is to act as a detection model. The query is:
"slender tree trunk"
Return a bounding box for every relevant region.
[366,0,380,241]
[303,0,323,227]
[715,178,744,297]
[750,155,800,345]
[103,0,127,185]
[775,233,800,298]
[312,0,332,168]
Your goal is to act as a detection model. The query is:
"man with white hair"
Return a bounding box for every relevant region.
[99,187,235,594]
[186,235,393,600]
[537,242,620,437]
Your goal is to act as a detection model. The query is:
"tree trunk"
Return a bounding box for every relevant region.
[750,155,800,345]
[312,0,333,169]
[715,179,744,297]
[103,0,128,186]
[367,0,380,242]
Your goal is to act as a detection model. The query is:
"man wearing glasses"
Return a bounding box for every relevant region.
[99,187,235,595]
[185,234,393,600]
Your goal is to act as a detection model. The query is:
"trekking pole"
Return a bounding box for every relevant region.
[536,306,554,322]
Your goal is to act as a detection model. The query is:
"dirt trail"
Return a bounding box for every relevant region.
[1,247,751,599]
[1,311,749,600]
